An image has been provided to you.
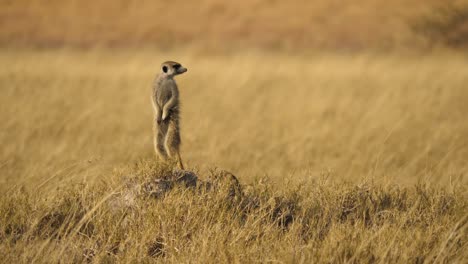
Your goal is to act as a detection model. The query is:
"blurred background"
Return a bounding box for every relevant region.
[1,0,468,189]
[1,0,468,51]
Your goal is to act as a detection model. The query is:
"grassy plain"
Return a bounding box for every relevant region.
[0,49,467,262]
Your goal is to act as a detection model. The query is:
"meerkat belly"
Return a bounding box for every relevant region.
[156,83,173,107]
[157,90,171,107]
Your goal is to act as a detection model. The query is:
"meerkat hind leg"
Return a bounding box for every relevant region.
[165,120,184,170]
[154,121,169,160]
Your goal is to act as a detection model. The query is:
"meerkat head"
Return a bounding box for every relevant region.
[160,61,187,78]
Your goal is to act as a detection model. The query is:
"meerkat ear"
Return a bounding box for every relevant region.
[162,66,168,73]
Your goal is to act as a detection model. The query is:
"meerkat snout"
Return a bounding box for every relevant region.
[177,67,188,74]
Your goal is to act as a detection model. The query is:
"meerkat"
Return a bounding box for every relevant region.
[151,61,187,169]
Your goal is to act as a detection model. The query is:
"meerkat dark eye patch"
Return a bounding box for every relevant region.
[162,66,168,73]
[173,64,181,70]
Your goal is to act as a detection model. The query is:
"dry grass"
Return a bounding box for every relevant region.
[1,161,467,263]
[0,48,467,262]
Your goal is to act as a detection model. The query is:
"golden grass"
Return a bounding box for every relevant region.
[1,161,467,263]
[0,48,467,262]
[1,49,467,187]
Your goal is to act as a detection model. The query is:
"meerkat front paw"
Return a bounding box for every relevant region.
[162,111,169,121]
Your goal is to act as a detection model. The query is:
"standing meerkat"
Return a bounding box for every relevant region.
[151,61,187,169]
